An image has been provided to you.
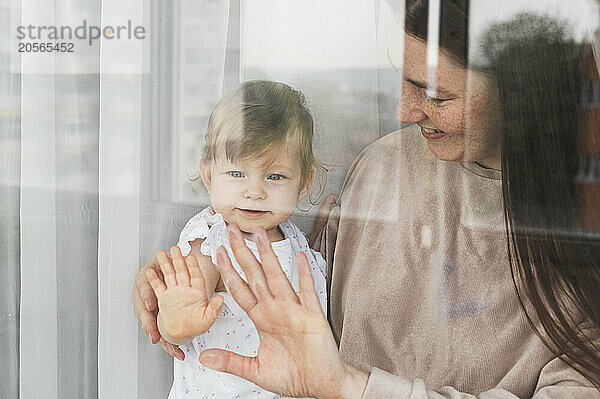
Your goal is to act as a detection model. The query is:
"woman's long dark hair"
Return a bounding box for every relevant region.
[405,0,600,388]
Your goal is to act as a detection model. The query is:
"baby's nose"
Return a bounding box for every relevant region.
[242,179,266,200]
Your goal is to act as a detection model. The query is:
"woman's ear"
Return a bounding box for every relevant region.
[298,169,314,201]
[198,159,212,193]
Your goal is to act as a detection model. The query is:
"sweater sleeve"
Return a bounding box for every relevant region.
[360,301,600,399]
[362,358,600,399]
[362,366,599,399]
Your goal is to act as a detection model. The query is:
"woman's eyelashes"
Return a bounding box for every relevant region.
[402,79,454,106]
[425,94,452,105]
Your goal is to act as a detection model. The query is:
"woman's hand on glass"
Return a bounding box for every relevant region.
[198,224,368,399]
[146,247,224,345]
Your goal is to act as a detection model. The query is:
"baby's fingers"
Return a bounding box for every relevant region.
[170,246,190,286]
[157,250,177,287]
[185,255,206,292]
[146,268,167,296]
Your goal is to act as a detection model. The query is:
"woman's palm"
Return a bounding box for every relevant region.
[249,302,346,397]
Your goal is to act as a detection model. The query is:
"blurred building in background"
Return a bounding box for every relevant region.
[580,21,600,232]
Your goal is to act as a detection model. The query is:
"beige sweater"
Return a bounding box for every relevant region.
[316,125,599,398]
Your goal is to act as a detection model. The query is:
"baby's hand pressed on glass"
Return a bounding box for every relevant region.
[146,246,224,345]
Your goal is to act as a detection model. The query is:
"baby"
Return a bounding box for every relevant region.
[146,80,328,399]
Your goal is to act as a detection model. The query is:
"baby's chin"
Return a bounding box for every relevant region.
[237,222,284,242]
[219,212,275,231]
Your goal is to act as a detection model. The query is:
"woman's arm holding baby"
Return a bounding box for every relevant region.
[307,193,337,247]
[146,245,224,345]
[132,255,186,360]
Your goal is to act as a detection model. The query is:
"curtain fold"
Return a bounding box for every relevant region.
[0,2,22,399]
[96,0,148,395]
[19,1,101,398]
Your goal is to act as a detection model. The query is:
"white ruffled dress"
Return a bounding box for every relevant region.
[168,207,327,399]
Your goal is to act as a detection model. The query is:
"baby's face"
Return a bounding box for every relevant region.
[202,149,311,241]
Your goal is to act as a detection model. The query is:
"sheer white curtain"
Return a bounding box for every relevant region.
[19,1,102,398]
[8,0,231,398]
[2,1,391,398]
[1,2,22,399]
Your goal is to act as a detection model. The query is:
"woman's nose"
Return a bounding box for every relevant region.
[396,83,427,123]
[395,96,427,123]
[243,179,266,200]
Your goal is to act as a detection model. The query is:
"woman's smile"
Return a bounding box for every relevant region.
[419,124,448,141]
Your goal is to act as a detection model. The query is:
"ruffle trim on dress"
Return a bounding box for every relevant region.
[177,207,228,265]
[176,207,253,278]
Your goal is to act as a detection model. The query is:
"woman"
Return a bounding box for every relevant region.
[132,1,600,397]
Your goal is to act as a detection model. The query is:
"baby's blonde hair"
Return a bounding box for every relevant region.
[198,80,326,199]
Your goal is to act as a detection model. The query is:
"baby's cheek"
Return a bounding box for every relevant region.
[271,195,300,216]
[210,192,232,214]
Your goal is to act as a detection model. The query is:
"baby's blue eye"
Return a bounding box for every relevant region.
[228,171,244,178]
[267,174,285,181]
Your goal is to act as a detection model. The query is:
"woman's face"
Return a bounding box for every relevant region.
[392,34,503,169]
